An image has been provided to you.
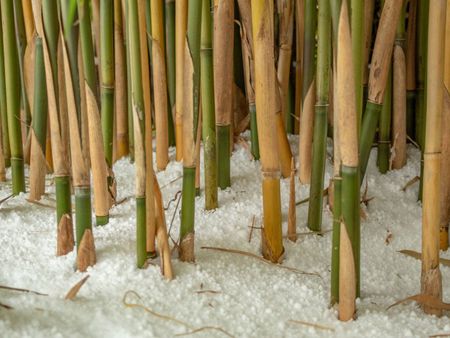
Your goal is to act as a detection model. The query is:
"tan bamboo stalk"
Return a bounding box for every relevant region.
[92,0,101,69]
[175,0,187,162]
[252,0,284,263]
[22,0,34,44]
[440,2,450,251]
[153,172,173,280]
[421,0,446,317]
[392,20,407,169]
[151,0,169,170]
[114,0,128,159]
[214,0,234,189]
[294,0,304,134]
[276,0,294,178]
[138,0,156,255]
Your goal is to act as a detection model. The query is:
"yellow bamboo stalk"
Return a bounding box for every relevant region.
[298,81,315,183]
[78,38,90,168]
[22,0,35,43]
[175,0,187,161]
[294,0,304,134]
[421,0,446,317]
[0,125,5,181]
[440,1,450,251]
[252,0,284,263]
[151,0,169,170]
[363,0,375,85]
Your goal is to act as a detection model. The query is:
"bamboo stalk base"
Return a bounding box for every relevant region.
[76,229,96,272]
[421,267,443,316]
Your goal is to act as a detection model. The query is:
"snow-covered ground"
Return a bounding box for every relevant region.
[1,135,449,338]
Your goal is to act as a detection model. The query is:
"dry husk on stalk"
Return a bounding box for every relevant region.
[421,0,446,317]
[77,229,96,272]
[57,214,75,256]
[287,157,297,242]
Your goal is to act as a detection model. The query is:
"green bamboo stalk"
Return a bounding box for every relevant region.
[1,0,25,195]
[29,37,48,201]
[201,0,218,210]
[165,0,176,147]
[351,0,364,134]
[330,176,342,304]
[179,0,202,262]
[13,0,31,131]
[416,0,428,201]
[405,0,417,140]
[100,0,115,167]
[74,186,92,250]
[0,10,10,167]
[127,0,146,268]
[78,0,99,102]
[60,0,81,121]
[123,0,135,162]
[377,70,392,174]
[307,0,330,231]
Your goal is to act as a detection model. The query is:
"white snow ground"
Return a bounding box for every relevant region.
[0,135,449,338]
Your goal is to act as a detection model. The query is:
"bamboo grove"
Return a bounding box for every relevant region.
[0,0,449,321]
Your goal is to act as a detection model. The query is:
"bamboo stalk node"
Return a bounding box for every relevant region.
[77,229,96,272]
[56,214,75,256]
[179,232,195,263]
[261,170,281,179]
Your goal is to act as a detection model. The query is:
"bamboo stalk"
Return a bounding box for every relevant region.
[137,0,156,257]
[392,7,407,170]
[377,70,392,174]
[359,0,404,182]
[362,0,375,88]
[405,0,417,139]
[175,0,187,162]
[441,0,450,251]
[114,0,128,159]
[1,0,25,195]
[288,157,297,241]
[179,0,202,262]
[351,0,364,134]
[165,0,176,147]
[0,118,4,181]
[294,0,304,135]
[275,0,294,178]
[252,0,284,263]
[151,0,169,171]
[237,0,259,160]
[298,0,316,184]
[330,0,360,318]
[416,0,429,202]
[33,0,72,247]
[214,0,234,189]
[123,0,134,162]
[29,37,48,201]
[100,0,115,168]
[61,27,94,259]
[307,0,330,231]
[0,14,9,168]
[21,0,34,43]
[421,0,446,316]
[201,0,218,210]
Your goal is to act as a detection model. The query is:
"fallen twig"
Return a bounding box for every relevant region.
[0,285,48,296]
[164,190,182,211]
[160,176,182,190]
[201,246,321,278]
[387,294,450,311]
[287,319,335,332]
[430,333,450,338]
[398,250,450,267]
[26,198,56,209]
[283,229,332,239]
[296,188,328,206]
[175,326,235,338]
[247,216,257,243]
[0,302,13,310]
[401,176,420,192]
[195,290,221,295]
[0,194,13,205]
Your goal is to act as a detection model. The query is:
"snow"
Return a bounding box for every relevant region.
[0,135,449,338]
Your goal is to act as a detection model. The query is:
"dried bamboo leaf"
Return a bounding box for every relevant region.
[398,250,450,267]
[387,294,450,311]
[56,214,74,256]
[65,275,90,300]
[76,229,96,272]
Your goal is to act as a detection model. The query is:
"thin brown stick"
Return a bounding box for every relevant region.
[287,319,335,332]
[201,246,321,277]
[0,285,48,296]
